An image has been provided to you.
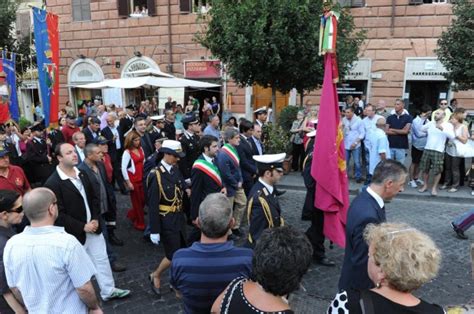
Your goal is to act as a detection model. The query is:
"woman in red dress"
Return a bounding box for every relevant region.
[121,131,146,230]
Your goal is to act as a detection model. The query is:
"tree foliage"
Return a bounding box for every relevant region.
[0,0,18,50]
[197,0,365,103]
[436,0,474,91]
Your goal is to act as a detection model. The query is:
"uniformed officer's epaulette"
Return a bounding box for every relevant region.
[256,188,270,197]
[160,165,167,173]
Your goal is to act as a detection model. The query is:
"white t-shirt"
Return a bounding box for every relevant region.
[422,121,455,153]
[368,128,391,175]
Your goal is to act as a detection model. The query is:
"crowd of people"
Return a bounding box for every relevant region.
[0,95,469,313]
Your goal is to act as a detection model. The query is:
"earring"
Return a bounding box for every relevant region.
[376,282,381,289]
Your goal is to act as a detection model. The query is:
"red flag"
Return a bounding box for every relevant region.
[0,59,10,124]
[47,12,60,126]
[310,54,349,248]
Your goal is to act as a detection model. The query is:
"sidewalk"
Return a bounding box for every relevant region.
[279,171,473,204]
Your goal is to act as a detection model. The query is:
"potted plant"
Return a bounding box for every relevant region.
[264,123,293,174]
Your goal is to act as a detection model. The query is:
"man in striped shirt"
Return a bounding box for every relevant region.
[170,193,253,313]
[3,188,103,314]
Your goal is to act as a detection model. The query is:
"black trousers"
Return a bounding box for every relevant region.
[292,143,305,171]
[303,186,325,259]
[112,156,127,192]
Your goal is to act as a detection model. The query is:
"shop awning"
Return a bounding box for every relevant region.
[74,74,220,89]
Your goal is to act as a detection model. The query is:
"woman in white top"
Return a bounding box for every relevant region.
[442,109,469,192]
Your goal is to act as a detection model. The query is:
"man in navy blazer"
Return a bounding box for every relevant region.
[338,160,407,291]
[236,120,257,196]
[216,128,247,237]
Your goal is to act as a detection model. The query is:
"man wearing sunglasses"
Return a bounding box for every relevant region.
[431,99,452,123]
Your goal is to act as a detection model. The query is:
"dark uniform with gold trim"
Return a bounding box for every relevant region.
[147,161,187,260]
[245,180,284,248]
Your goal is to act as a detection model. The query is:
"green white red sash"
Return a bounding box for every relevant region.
[221,144,240,167]
[193,159,222,186]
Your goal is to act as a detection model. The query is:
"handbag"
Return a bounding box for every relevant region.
[454,139,474,158]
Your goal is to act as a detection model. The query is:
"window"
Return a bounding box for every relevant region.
[117,0,156,18]
[72,0,91,21]
[337,0,365,8]
[409,0,450,4]
[179,0,212,14]
[16,11,31,38]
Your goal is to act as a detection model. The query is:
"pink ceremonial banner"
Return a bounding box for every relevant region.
[310,54,349,248]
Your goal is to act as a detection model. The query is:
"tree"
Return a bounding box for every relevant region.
[0,0,19,50]
[197,0,365,120]
[436,0,474,91]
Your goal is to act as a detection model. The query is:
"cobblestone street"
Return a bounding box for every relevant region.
[103,188,473,313]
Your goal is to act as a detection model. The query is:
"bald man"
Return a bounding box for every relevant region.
[3,188,102,313]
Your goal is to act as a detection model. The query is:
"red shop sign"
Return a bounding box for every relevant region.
[184,60,222,79]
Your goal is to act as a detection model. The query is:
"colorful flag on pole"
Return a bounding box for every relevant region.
[32,7,60,126]
[2,51,19,122]
[310,54,349,248]
[0,59,10,124]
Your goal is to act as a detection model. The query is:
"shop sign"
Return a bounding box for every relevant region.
[184,60,221,79]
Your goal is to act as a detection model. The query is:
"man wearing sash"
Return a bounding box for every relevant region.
[148,140,189,298]
[246,153,286,248]
[188,135,226,244]
[216,128,247,238]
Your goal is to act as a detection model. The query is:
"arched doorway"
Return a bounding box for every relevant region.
[68,59,104,112]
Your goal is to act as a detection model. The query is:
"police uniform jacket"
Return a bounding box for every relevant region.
[190,155,222,221]
[140,132,155,159]
[119,116,134,143]
[178,131,200,180]
[147,164,187,236]
[163,120,176,141]
[26,137,53,183]
[246,180,283,248]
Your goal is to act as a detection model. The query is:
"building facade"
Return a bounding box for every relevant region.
[47,0,473,118]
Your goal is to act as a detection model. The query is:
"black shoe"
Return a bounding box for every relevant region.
[314,256,336,267]
[275,189,286,196]
[120,190,129,195]
[451,222,468,240]
[109,233,124,246]
[232,228,243,237]
[149,274,162,298]
[111,261,127,272]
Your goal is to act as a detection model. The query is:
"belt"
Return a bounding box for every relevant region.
[159,204,180,215]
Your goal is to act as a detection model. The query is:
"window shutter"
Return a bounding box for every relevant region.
[351,0,365,7]
[147,0,157,16]
[179,0,191,12]
[117,0,129,17]
[409,0,424,4]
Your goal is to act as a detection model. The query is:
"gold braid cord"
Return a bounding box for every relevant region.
[155,170,183,214]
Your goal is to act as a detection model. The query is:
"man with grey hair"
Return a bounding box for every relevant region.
[339,160,407,291]
[217,127,247,238]
[170,193,253,314]
[3,188,103,313]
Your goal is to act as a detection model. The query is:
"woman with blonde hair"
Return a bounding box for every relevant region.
[328,223,444,314]
[442,108,469,192]
[121,131,145,230]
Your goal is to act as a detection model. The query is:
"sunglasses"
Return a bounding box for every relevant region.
[8,206,23,213]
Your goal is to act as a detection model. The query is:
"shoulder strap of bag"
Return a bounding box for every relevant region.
[359,290,375,314]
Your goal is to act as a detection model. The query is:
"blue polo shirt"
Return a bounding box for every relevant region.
[386,113,413,149]
[170,241,253,314]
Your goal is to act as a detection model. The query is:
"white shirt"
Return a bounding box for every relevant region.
[56,166,92,222]
[411,116,428,150]
[75,145,85,162]
[9,133,21,156]
[203,153,213,163]
[367,128,391,175]
[362,114,382,146]
[161,159,173,173]
[366,186,384,209]
[258,178,274,195]
[109,125,121,150]
[343,116,365,149]
[3,226,96,314]
[422,121,455,153]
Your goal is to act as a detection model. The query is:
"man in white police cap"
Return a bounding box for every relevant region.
[147,140,189,298]
[245,153,286,248]
[149,115,167,144]
[254,107,268,128]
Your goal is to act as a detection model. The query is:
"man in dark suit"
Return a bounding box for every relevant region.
[72,131,86,164]
[44,142,130,301]
[236,120,257,196]
[133,116,155,159]
[216,128,246,238]
[179,115,201,183]
[245,153,286,248]
[249,123,264,156]
[188,135,225,244]
[101,113,127,194]
[78,143,126,272]
[338,160,407,291]
[163,110,176,141]
[83,117,101,144]
[119,104,136,144]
